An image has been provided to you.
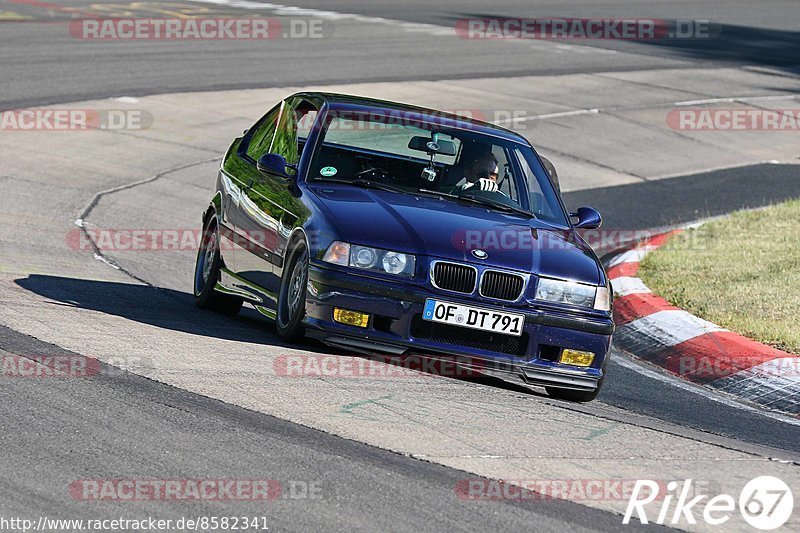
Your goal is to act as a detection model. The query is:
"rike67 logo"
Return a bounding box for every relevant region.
[624,476,793,530]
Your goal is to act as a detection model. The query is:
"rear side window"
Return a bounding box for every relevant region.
[297,109,318,140]
[272,101,299,165]
[246,106,280,161]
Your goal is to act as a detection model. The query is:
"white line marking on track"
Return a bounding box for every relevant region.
[675,95,800,106]
[191,2,800,136]
[551,43,618,55]
[514,95,800,124]
[516,108,601,122]
[190,0,455,36]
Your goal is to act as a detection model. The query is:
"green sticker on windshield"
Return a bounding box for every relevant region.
[320,166,337,177]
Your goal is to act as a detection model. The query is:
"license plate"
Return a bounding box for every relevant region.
[422,299,524,337]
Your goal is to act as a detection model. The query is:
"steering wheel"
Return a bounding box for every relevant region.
[459,187,516,206]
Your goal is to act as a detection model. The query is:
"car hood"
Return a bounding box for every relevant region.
[310,185,602,285]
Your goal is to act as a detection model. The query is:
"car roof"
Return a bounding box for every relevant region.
[290,91,530,145]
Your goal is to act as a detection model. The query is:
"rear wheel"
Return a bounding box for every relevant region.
[193,217,242,315]
[276,241,308,342]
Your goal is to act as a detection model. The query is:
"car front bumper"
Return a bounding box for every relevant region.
[305,263,614,391]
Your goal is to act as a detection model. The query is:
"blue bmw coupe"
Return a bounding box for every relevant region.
[194,93,613,401]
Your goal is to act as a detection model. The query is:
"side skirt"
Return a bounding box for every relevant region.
[217,267,278,318]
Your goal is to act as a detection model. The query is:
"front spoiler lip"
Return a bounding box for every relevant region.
[308,264,614,336]
[519,368,599,391]
[304,329,601,391]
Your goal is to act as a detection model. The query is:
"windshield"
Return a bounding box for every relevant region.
[307,109,569,225]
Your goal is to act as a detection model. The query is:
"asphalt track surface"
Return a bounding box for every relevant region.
[1,1,800,531]
[0,0,798,110]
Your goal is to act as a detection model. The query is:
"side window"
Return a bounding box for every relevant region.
[515,148,559,222]
[296,109,318,141]
[245,99,319,167]
[271,100,299,165]
[246,106,280,161]
[493,146,519,204]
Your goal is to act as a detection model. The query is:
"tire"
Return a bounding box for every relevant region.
[193,217,243,315]
[545,358,608,403]
[276,240,308,342]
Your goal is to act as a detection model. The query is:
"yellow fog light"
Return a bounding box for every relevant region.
[560,349,595,367]
[333,308,369,328]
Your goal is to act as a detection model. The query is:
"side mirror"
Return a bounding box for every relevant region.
[256,153,294,181]
[570,206,602,229]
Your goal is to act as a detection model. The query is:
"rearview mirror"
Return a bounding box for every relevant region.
[570,207,602,229]
[256,153,294,180]
[408,136,456,156]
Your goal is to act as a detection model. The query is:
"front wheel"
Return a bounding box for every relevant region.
[276,241,308,342]
[193,217,242,315]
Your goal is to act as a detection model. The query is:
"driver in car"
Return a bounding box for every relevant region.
[451,154,501,194]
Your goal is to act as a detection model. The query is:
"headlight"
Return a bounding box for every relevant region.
[535,277,609,310]
[382,252,409,275]
[322,241,350,265]
[323,241,415,277]
[594,286,611,311]
[351,246,378,268]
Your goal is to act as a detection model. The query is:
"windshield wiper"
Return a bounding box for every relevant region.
[315,179,533,217]
[413,188,461,201]
[351,179,408,194]
[318,179,453,200]
[419,188,532,217]
[314,178,408,195]
[456,194,534,218]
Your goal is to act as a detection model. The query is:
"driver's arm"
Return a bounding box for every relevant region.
[463,178,500,193]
